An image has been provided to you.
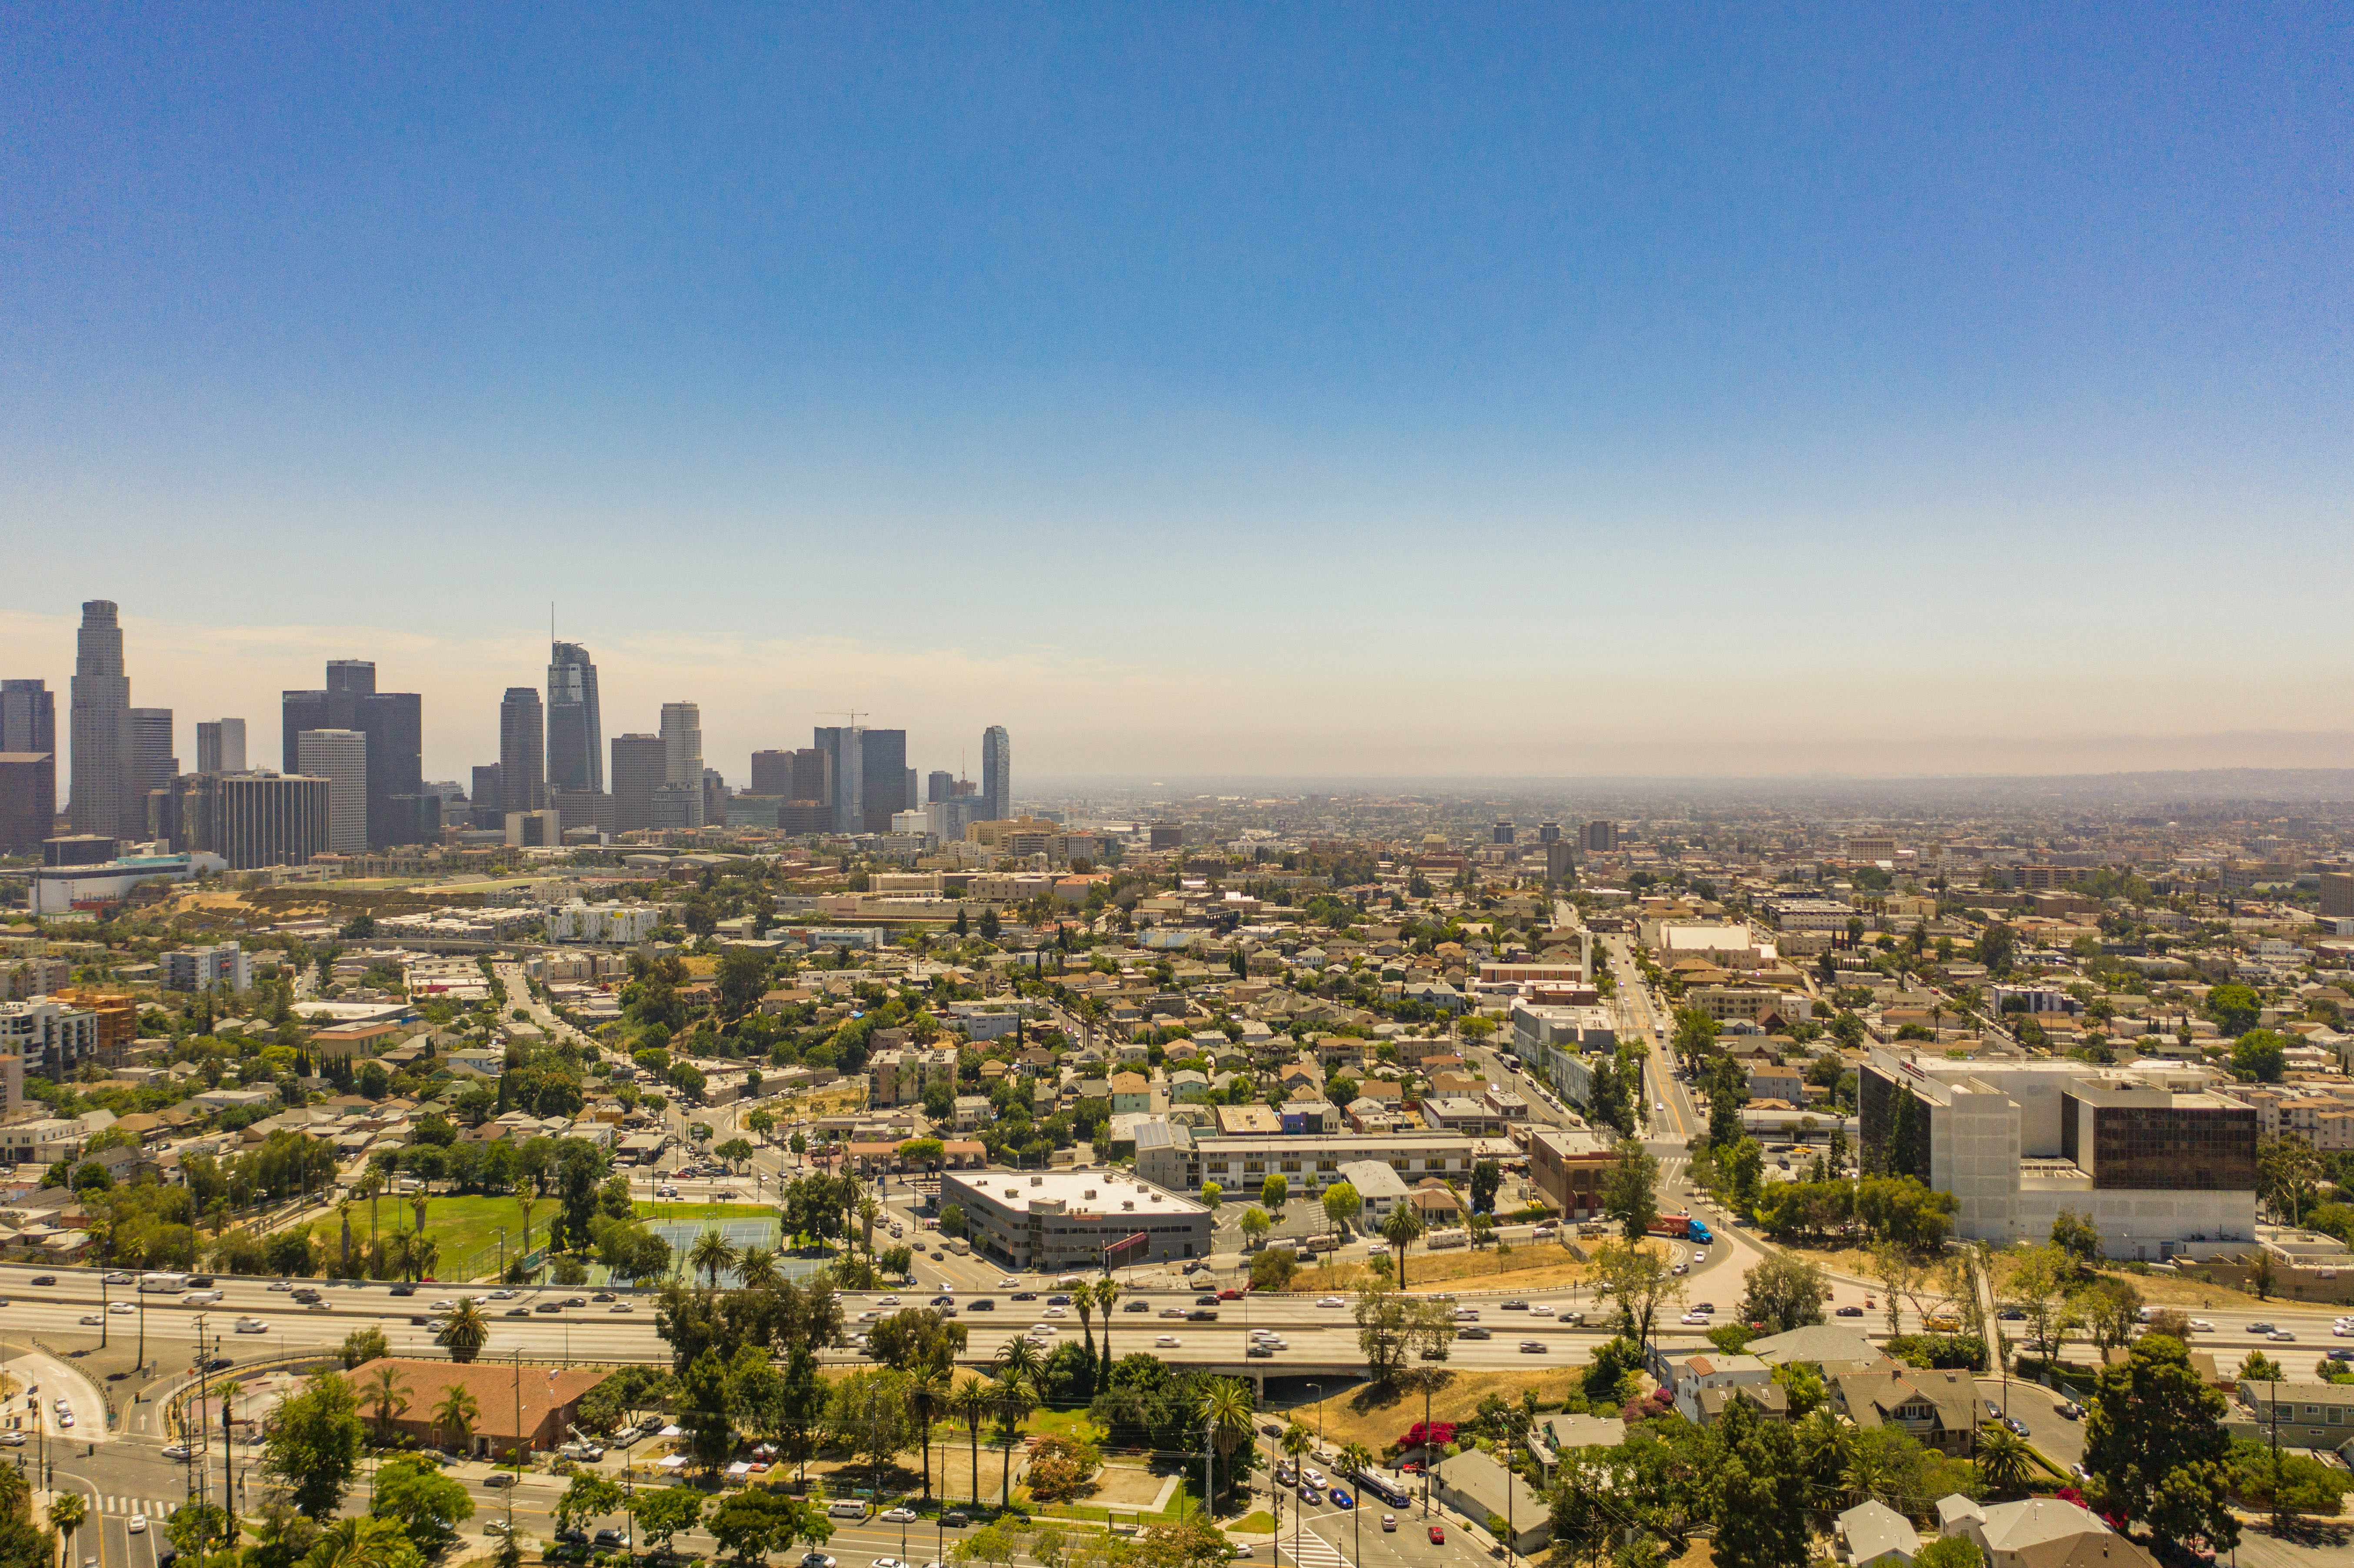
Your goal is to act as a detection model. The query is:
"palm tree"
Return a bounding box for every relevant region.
[307,1517,411,1568]
[1339,1442,1376,1566]
[735,1246,780,1295]
[954,1380,992,1507]
[1092,1278,1121,1369]
[409,1191,430,1235]
[363,1362,410,1443]
[911,1365,952,1499]
[689,1227,740,1289]
[1282,1421,1315,1563]
[856,1196,882,1255]
[1382,1203,1426,1291]
[360,1169,384,1250]
[1978,1428,2033,1497]
[991,1373,1035,1508]
[0,1460,28,1522]
[1841,1443,1895,1509]
[433,1385,481,1455]
[516,1191,539,1274]
[440,1299,490,1364]
[1073,1289,1096,1378]
[1203,1379,1255,1513]
[50,1490,84,1568]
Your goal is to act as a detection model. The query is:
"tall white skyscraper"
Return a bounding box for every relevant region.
[660,702,703,786]
[298,728,369,854]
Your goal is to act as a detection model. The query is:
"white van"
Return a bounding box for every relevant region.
[826,1501,866,1519]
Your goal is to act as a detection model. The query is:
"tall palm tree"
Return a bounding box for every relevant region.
[1339,1442,1376,1566]
[363,1362,410,1443]
[1092,1278,1121,1369]
[0,1460,28,1522]
[954,1380,992,1507]
[856,1196,882,1255]
[735,1246,781,1295]
[1073,1290,1096,1379]
[360,1169,384,1250]
[409,1192,430,1235]
[1977,1428,2033,1498]
[1841,1444,1895,1510]
[440,1299,490,1365]
[689,1228,740,1289]
[50,1490,84,1568]
[991,1373,1035,1508]
[911,1365,952,1499]
[515,1191,539,1275]
[1282,1421,1315,1565]
[1202,1379,1256,1514]
[1382,1203,1426,1291]
[433,1385,481,1455]
[995,1335,1043,1390]
[307,1517,411,1568]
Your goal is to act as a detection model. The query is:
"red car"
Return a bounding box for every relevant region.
[1217,1288,1245,1301]
[1428,1526,1445,1545]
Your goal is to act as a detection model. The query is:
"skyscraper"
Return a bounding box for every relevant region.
[196,719,247,775]
[68,600,134,839]
[858,729,908,835]
[927,769,956,803]
[814,725,863,834]
[469,764,505,829]
[499,688,546,813]
[0,681,55,849]
[130,709,177,828]
[0,681,55,760]
[787,747,831,804]
[184,772,331,869]
[750,750,793,797]
[298,729,370,854]
[547,641,604,794]
[981,725,1011,821]
[660,703,703,787]
[610,733,665,833]
[279,660,421,849]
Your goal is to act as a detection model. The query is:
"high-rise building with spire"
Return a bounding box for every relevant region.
[547,640,604,794]
[68,600,134,838]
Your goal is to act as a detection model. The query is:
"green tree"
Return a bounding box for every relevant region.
[2257,1133,2322,1225]
[2232,1029,2288,1084]
[1260,1172,1289,1213]
[1602,1139,1658,1242]
[2084,1335,2239,1552]
[1469,1159,1503,1215]
[439,1298,490,1363]
[1319,1181,1361,1250]
[1239,1206,1272,1249]
[1381,1202,1425,1289]
[2050,1208,2103,1268]
[1710,1397,1811,1568]
[360,1362,409,1443]
[373,1454,474,1556]
[299,1515,419,1568]
[554,1475,625,1535]
[1739,1253,1830,1336]
[2206,984,2262,1037]
[1913,1539,1984,1568]
[707,1488,799,1566]
[625,1487,704,1555]
[264,1369,367,1517]
[432,1384,480,1454]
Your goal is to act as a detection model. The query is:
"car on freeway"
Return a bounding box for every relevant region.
[1120,1300,1147,1312]
[1692,1303,1715,1314]
[2247,1322,2276,1334]
[1217,1288,1245,1302]
[593,1292,617,1303]
[1452,1308,1479,1321]
[1835,1305,1864,1317]
[1010,1291,1038,1301]
[2271,1331,2298,1342]
[1160,1308,1189,1319]
[268,1280,293,1292]
[505,1307,532,1318]
[1679,1313,1711,1326]
[997,1278,1021,1289]
[234,1319,268,1334]
[1156,1335,1182,1347]
[389,1284,416,1297]
[1529,1303,1555,1316]
[1428,1525,1446,1545]
[489,1288,517,1300]
[77,1315,100,1326]
[537,1302,563,1314]
[1044,1306,1067,1318]
[28,1276,54,1287]
[609,1302,633,1313]
[1047,1294,1072,1305]
[1501,1301,1528,1311]
[108,1302,134,1315]
[1246,1345,1275,1358]
[2189,1319,2214,1332]
[1519,1341,1549,1354]
[877,1296,901,1306]
[563,1296,588,1308]
[103,1271,134,1284]
[880,1508,920,1523]
[1459,1326,1492,1339]
[431,1299,457,1312]
[967,1299,995,1312]
[1316,1296,1345,1308]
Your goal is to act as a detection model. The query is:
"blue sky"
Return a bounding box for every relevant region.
[3,4,2349,782]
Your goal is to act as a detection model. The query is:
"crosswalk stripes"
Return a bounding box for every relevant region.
[93,1496,177,1518]
[1272,1525,1354,1568]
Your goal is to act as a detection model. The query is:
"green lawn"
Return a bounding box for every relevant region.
[307,1195,782,1283]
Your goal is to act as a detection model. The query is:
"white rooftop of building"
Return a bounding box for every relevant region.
[956,1169,1207,1216]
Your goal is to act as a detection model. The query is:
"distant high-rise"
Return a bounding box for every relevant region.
[981,725,1011,821]
[1538,821,1561,844]
[750,750,793,798]
[280,660,421,849]
[130,709,177,818]
[814,726,863,834]
[1579,819,1619,853]
[196,719,247,775]
[1493,820,1515,846]
[1,681,56,761]
[299,729,370,854]
[853,729,907,836]
[181,772,331,869]
[469,764,505,829]
[68,600,135,839]
[499,688,546,813]
[610,734,665,833]
[787,747,831,805]
[660,703,703,787]
[927,769,956,803]
[0,681,56,848]
[547,641,604,794]
[0,753,53,854]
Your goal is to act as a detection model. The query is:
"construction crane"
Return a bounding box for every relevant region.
[817,708,868,730]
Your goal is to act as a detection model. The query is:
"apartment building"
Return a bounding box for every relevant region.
[0,999,98,1079]
[868,1046,959,1109]
[543,902,660,944]
[1685,985,1813,1025]
[1527,1126,1617,1221]
[163,940,251,993]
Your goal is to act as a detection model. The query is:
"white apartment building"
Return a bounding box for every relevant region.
[868,1046,959,1108]
[0,1000,99,1079]
[544,901,660,944]
[1136,1127,1483,1198]
[163,941,251,993]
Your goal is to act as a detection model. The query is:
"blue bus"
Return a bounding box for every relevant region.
[1351,1469,1412,1509]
